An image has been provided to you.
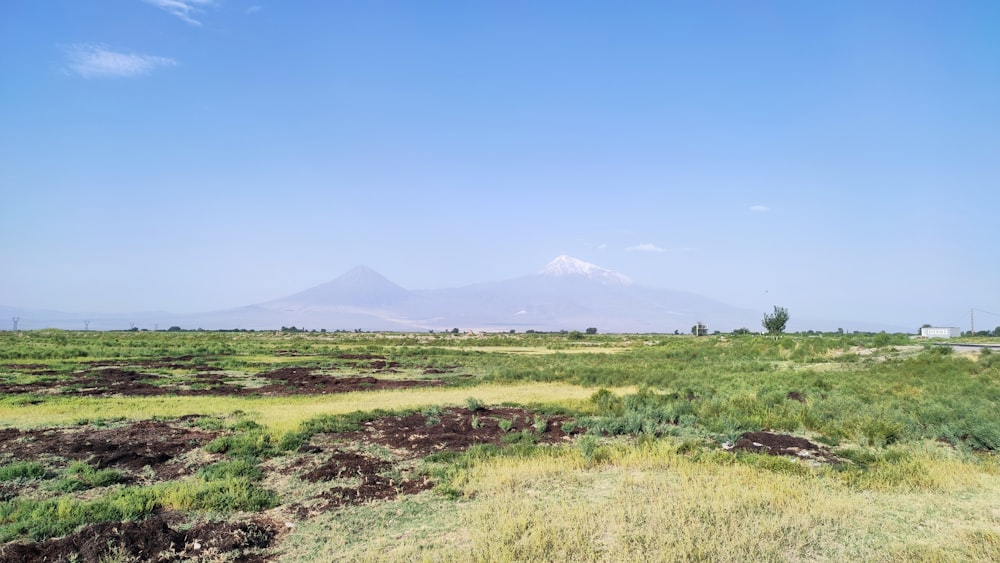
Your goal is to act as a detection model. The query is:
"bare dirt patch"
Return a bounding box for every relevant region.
[0,367,444,397]
[0,419,217,479]
[82,355,218,370]
[349,406,580,457]
[252,367,442,395]
[729,431,839,463]
[287,407,583,514]
[786,391,806,403]
[0,514,277,563]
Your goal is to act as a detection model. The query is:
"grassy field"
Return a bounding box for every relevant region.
[0,329,997,561]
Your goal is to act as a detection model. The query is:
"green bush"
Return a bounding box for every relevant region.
[48,462,125,492]
[205,429,277,458]
[0,461,46,482]
[198,458,264,482]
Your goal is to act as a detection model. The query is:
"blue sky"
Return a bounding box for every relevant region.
[1,1,998,331]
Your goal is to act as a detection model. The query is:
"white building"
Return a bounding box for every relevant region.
[920,326,961,338]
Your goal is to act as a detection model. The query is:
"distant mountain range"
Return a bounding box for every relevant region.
[2,256,908,333]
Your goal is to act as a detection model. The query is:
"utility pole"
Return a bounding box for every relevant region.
[11,317,19,331]
[971,308,974,335]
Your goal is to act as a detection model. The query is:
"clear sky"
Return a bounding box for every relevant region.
[1,1,998,331]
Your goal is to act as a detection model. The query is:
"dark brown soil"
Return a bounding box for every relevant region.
[300,451,392,483]
[731,431,838,463]
[288,407,583,513]
[350,406,580,457]
[252,368,442,395]
[0,514,276,563]
[297,448,434,511]
[0,419,217,479]
[0,406,585,557]
[786,391,806,403]
[0,367,444,397]
[319,474,434,509]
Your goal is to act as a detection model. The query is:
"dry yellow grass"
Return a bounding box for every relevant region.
[0,382,633,435]
[284,440,1000,562]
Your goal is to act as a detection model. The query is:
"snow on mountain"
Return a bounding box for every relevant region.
[540,255,632,285]
[4,256,911,333]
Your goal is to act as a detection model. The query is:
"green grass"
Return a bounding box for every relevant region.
[0,330,998,558]
[0,461,47,482]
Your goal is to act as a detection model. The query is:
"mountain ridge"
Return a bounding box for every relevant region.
[3,257,910,333]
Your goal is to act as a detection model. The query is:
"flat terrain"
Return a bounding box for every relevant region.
[0,330,997,561]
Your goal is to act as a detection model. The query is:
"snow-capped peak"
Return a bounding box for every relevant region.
[540,255,632,285]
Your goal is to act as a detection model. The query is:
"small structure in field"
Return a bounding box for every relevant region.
[920,326,961,338]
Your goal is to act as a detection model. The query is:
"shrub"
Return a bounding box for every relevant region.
[498,418,514,432]
[465,397,486,412]
[205,429,276,458]
[198,458,264,482]
[0,461,46,482]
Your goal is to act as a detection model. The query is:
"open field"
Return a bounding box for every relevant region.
[0,330,998,561]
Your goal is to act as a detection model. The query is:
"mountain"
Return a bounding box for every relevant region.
[539,255,633,285]
[2,257,911,333]
[264,265,414,310]
[406,256,759,333]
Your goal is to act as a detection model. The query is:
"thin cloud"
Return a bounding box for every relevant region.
[749,205,770,212]
[246,5,262,14]
[65,44,177,78]
[144,0,215,26]
[626,243,665,253]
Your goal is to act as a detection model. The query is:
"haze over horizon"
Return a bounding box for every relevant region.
[2,2,998,332]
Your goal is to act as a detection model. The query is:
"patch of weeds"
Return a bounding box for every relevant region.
[191,416,226,431]
[0,461,47,482]
[0,478,278,543]
[74,416,127,428]
[854,415,908,447]
[205,429,277,459]
[675,439,701,455]
[590,388,623,415]
[470,415,482,429]
[497,417,515,432]
[423,451,463,464]
[7,395,45,406]
[230,419,265,432]
[198,458,264,482]
[48,461,125,492]
[169,477,278,512]
[464,396,486,411]
[561,420,577,434]
[577,434,604,463]
[279,409,406,451]
[0,488,158,542]
[532,415,548,433]
[501,429,538,445]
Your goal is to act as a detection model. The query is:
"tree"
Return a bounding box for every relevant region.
[762,306,789,335]
[691,322,708,336]
[585,327,598,335]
